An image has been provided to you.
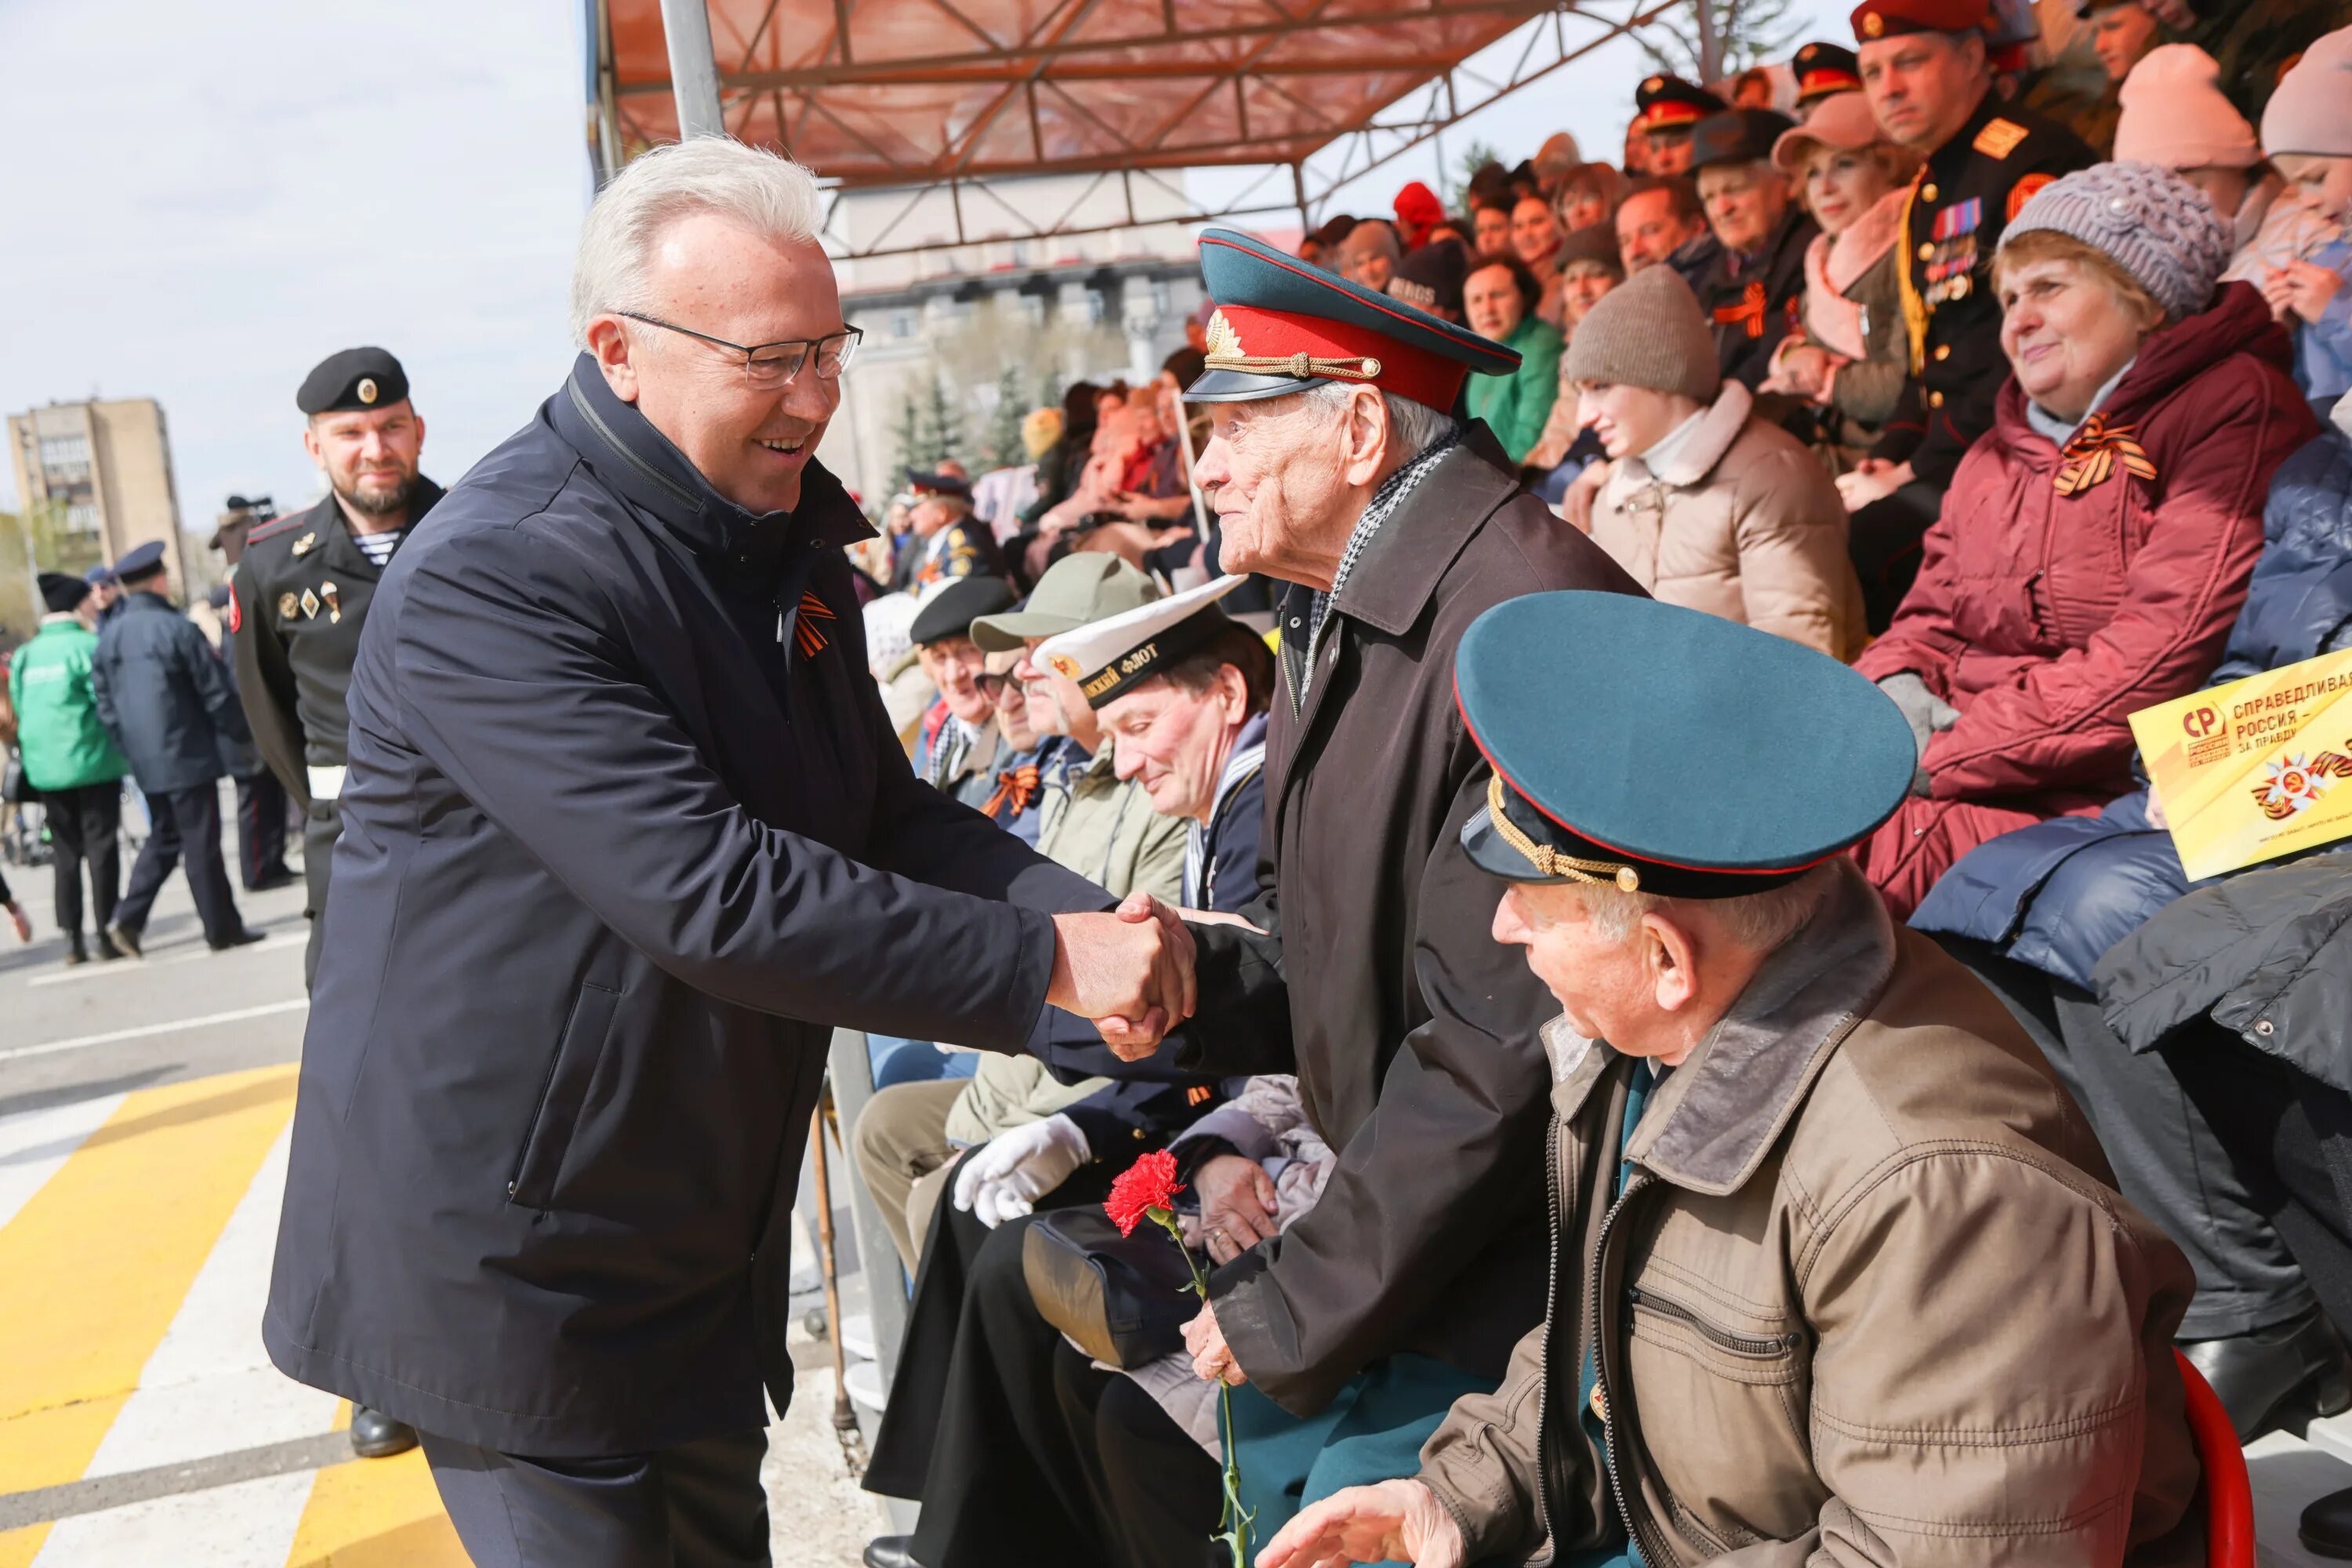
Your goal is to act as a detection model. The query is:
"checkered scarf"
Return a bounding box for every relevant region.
[1298,426,1461,705]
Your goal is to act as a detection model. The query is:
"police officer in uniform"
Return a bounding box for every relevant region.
[1631,74,1726,176]
[1838,0,2091,630]
[230,348,440,1463]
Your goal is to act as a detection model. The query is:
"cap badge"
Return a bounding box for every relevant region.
[1205,310,1242,360]
[1048,654,1083,680]
[357,377,379,405]
[1642,75,1663,93]
[320,582,341,624]
[292,532,316,557]
[299,588,321,620]
[1861,10,1884,35]
[278,592,299,621]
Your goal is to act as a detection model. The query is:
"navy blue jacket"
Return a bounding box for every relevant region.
[263,358,1108,1456]
[1915,426,2352,989]
[89,590,252,794]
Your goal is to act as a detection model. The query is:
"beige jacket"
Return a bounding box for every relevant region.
[1417,863,2202,1566]
[1588,383,1866,661]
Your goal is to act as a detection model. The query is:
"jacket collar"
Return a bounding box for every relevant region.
[38,613,84,631]
[114,590,176,619]
[1632,381,1752,489]
[1327,423,1522,638]
[548,353,872,571]
[1548,861,1897,1197]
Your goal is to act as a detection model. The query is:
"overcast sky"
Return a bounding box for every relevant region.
[0,0,1847,523]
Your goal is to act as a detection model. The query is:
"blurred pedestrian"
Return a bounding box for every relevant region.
[89,543,261,956]
[9,571,127,964]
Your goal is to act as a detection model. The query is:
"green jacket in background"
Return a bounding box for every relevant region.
[1465,314,1565,466]
[9,615,128,792]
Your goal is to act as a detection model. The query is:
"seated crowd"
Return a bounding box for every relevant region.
[844,5,2352,1563]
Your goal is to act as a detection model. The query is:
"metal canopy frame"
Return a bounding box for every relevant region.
[589,0,1672,260]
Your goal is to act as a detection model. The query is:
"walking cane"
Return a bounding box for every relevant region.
[809,1092,858,1435]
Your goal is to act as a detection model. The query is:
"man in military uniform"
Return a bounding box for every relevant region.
[230,348,440,1464]
[1631,74,1726,176]
[1791,39,1864,114]
[891,468,1004,590]
[1689,107,1818,396]
[1837,0,2091,631]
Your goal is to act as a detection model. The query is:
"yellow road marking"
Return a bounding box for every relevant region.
[0,1065,299,1557]
[284,1451,466,1566]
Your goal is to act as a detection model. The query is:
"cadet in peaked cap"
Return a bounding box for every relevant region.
[112,541,168,583]
[296,347,409,416]
[1850,0,1991,37]
[1791,41,1864,110]
[1634,74,1729,175]
[1185,227,1519,411]
[1457,592,1912,895]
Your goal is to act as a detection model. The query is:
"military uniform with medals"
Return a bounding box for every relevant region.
[230,349,441,988]
[1845,0,2092,631]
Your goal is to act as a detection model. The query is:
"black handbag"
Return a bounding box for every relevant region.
[1,753,34,806]
[1022,1207,1202,1370]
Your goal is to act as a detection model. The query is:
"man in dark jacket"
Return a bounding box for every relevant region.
[1689,107,1817,394]
[89,542,261,955]
[260,138,1191,1568]
[1150,229,1646,1546]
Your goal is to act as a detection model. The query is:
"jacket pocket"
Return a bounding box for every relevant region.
[506,981,622,1208]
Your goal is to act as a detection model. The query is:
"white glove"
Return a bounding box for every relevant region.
[951,1113,1092,1229]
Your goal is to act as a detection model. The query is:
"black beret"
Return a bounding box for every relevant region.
[114,541,168,581]
[909,577,1017,647]
[297,347,409,416]
[38,572,89,614]
[1690,108,1798,171]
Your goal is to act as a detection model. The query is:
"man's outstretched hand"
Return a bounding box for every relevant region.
[1047,891,1196,1059]
[1255,1479,1466,1568]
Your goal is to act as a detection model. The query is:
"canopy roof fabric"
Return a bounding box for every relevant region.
[598,0,1645,190]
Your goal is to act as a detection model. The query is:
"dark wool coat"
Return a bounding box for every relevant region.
[1182,423,1646,1416]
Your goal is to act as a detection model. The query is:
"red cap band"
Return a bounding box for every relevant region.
[1214,303,1472,409]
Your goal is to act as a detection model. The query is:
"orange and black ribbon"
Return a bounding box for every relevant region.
[1711,279,1769,340]
[2053,415,2158,498]
[2252,750,2352,821]
[982,764,1040,820]
[793,590,836,658]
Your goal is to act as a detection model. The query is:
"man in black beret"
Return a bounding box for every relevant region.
[231,347,442,1460]
[1690,107,1819,396]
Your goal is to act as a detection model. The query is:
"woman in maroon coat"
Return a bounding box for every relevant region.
[1854,163,2318,918]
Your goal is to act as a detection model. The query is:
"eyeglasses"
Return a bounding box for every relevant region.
[617,311,862,388]
[975,670,1022,697]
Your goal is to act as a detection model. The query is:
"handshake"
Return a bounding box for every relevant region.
[1045,891,1207,1060]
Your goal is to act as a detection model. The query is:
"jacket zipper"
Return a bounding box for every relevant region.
[1590,1171,1678,1568]
[1624,1285,1800,1359]
[1533,1116,1563,1555]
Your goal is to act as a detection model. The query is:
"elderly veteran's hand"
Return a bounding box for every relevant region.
[1182,1301,1250,1386]
[1256,1479,1466,1568]
[1194,1154,1279,1265]
[1048,891,1197,1060]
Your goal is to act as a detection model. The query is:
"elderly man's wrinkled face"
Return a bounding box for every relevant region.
[1192,393,1365,585]
[918,635,994,725]
[1860,31,1984,153]
[1492,883,1668,1051]
[1104,666,1247,822]
[1998,254,2158,423]
[1014,635,1095,746]
[1697,161,1790,255]
[984,652,1040,750]
[1616,188,1701,273]
[592,211,843,516]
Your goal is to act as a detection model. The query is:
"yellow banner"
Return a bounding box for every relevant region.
[2131,648,2352,881]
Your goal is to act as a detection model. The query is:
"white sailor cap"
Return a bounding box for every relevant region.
[1033,575,1250,710]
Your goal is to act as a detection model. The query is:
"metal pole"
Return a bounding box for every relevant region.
[659,0,727,140]
[1290,161,1312,240]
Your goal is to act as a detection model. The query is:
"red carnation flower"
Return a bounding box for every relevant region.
[1105,1149,1185,1237]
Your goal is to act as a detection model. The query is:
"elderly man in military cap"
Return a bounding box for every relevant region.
[894,468,1004,590]
[1260,592,2205,1568]
[1689,107,1818,393]
[1107,229,1645,1546]
[1632,74,1727,176]
[1835,0,2091,630]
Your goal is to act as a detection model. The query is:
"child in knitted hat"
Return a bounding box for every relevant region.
[2114,45,2304,274]
[2257,22,2352,414]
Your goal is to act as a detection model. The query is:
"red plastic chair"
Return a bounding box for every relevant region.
[2175,1348,2256,1567]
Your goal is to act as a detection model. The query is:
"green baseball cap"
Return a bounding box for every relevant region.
[970,554,1162,652]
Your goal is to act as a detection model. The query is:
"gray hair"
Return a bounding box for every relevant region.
[1570,861,1840,954]
[1296,380,1458,460]
[570,139,826,346]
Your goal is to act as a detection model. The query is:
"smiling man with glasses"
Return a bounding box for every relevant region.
[262,137,1198,1568]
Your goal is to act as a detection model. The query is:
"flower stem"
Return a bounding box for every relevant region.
[1150,1207,1252,1567]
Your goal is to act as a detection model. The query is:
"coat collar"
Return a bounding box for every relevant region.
[1326,423,1522,639]
[1628,381,1752,490]
[1546,861,1897,1197]
[548,353,872,572]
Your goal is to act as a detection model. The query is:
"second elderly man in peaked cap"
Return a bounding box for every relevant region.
[1107,228,1646,1547]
